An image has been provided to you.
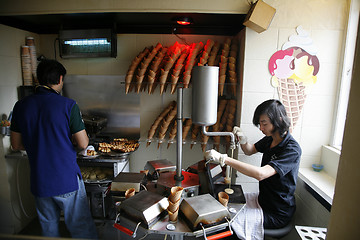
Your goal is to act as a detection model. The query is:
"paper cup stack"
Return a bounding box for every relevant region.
[21,46,33,86]
[26,37,38,85]
[167,186,183,222]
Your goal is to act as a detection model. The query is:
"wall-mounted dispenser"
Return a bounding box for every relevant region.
[59,29,117,58]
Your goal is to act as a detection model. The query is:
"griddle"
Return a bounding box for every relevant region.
[179,193,231,231]
[118,190,169,228]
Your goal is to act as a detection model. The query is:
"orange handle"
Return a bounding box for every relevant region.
[113,223,134,236]
[206,230,233,240]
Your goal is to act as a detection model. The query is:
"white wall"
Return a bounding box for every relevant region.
[236,0,348,192]
[0,24,38,234]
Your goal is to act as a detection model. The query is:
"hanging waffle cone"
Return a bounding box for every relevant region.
[168,186,184,203]
[277,78,306,131]
[190,124,200,149]
[167,120,178,149]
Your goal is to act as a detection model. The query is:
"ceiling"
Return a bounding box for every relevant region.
[0,12,247,36]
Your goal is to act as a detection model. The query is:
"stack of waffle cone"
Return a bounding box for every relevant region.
[277,78,306,131]
[167,186,183,222]
[219,38,231,96]
[157,104,177,148]
[125,47,150,94]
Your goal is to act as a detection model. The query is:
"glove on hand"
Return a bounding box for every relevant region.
[233,126,248,144]
[204,149,228,167]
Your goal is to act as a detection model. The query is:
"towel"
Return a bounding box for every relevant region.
[79,145,95,156]
[231,192,264,240]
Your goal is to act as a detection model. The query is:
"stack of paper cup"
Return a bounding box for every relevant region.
[167,186,183,222]
[26,37,38,85]
[21,46,33,86]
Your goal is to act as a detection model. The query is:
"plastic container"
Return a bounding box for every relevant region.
[312,164,324,172]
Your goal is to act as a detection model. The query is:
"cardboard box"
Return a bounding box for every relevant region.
[243,0,276,33]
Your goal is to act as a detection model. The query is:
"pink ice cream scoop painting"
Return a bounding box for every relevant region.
[269,26,320,131]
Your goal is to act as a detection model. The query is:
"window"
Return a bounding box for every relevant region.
[331,1,359,150]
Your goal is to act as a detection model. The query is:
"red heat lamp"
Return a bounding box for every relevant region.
[176,17,193,26]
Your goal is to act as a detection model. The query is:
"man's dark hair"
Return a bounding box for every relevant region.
[252,99,290,137]
[37,59,66,85]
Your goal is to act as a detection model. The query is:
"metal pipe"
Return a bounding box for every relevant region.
[201,126,236,150]
[175,88,184,181]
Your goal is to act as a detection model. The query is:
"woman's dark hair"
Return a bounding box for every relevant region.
[37,59,66,85]
[252,99,290,137]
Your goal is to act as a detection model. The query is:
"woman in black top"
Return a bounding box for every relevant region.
[205,99,301,229]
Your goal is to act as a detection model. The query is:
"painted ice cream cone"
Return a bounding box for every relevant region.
[269,26,320,131]
[276,78,306,131]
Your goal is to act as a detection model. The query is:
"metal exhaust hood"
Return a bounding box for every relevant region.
[0,12,246,36]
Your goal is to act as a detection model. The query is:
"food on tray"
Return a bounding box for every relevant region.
[97,138,139,153]
[87,149,97,156]
[80,167,113,181]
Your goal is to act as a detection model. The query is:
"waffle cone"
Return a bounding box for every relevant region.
[218,191,229,207]
[125,188,135,199]
[169,186,183,203]
[167,199,180,212]
[277,78,306,131]
[168,209,179,222]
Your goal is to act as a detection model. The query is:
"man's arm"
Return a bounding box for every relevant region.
[10,131,25,151]
[224,156,277,181]
[72,129,89,150]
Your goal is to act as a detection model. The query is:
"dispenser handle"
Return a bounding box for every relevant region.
[205,230,233,240]
[113,222,141,238]
[201,217,233,240]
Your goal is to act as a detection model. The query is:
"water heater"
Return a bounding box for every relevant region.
[191,66,219,126]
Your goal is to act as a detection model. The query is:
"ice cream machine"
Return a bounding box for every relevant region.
[173,65,236,191]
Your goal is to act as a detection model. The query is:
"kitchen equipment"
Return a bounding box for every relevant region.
[118,190,169,228]
[191,66,219,126]
[180,193,231,231]
[77,151,130,219]
[111,172,147,192]
[144,159,176,180]
[86,182,113,218]
[191,65,236,193]
[157,171,200,198]
[82,114,108,137]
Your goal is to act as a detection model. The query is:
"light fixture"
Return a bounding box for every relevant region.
[59,29,117,58]
[175,17,193,26]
